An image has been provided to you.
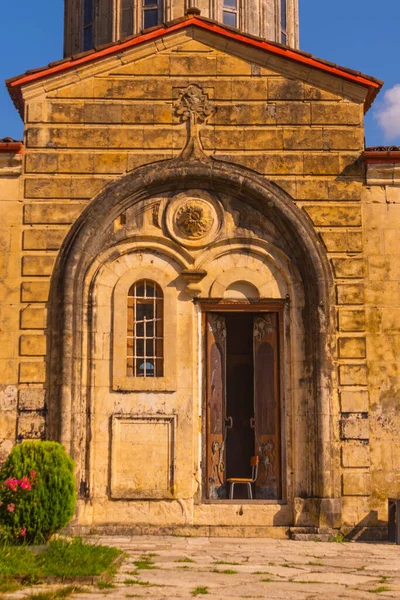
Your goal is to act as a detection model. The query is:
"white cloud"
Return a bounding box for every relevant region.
[375,84,400,143]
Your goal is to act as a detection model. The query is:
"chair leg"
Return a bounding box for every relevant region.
[247,483,253,499]
[229,483,234,499]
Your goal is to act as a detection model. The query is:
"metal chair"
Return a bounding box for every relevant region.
[226,456,259,499]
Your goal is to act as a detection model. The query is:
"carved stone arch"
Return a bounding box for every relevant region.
[48,157,337,514]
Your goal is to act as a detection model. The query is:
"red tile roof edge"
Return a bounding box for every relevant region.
[6,14,382,116]
[363,148,400,164]
[0,138,24,154]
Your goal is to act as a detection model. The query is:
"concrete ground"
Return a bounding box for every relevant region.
[8,535,400,599]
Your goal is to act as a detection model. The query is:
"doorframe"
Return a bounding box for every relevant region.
[197,298,288,504]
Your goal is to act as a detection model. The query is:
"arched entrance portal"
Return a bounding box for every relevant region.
[48,157,338,532]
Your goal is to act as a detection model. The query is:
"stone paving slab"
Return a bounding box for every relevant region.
[5,535,400,599]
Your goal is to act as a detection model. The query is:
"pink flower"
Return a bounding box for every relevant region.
[30,470,36,478]
[4,478,18,492]
[6,503,15,512]
[20,527,27,537]
[20,476,32,491]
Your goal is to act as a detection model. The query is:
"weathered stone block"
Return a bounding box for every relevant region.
[49,102,84,123]
[23,229,68,250]
[213,104,276,126]
[320,231,362,253]
[58,153,94,173]
[243,129,284,151]
[25,153,58,174]
[169,54,217,76]
[108,129,145,149]
[332,258,364,279]
[338,310,366,332]
[342,472,371,496]
[231,79,268,100]
[341,415,369,440]
[0,385,17,411]
[339,364,368,386]
[322,128,364,151]
[283,128,323,150]
[94,153,128,174]
[84,103,122,124]
[20,306,47,329]
[338,337,366,359]
[341,442,370,468]
[275,103,311,125]
[19,361,46,383]
[21,281,50,303]
[17,414,45,439]
[24,203,85,224]
[303,153,340,175]
[328,181,362,201]
[336,284,364,305]
[304,206,361,227]
[296,180,328,200]
[216,54,252,76]
[311,104,361,125]
[122,104,156,124]
[19,389,46,411]
[340,390,369,412]
[20,335,47,356]
[382,308,400,332]
[22,256,56,277]
[268,79,304,100]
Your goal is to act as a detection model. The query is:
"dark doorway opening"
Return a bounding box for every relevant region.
[225,313,255,491]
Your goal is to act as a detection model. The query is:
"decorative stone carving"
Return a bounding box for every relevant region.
[180,268,207,298]
[176,201,213,238]
[173,84,215,161]
[174,84,215,125]
[165,190,223,248]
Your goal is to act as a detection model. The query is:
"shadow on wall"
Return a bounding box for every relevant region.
[342,511,388,542]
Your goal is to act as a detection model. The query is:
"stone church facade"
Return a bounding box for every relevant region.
[0,3,399,539]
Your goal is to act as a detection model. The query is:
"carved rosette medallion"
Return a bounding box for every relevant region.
[165,190,223,248]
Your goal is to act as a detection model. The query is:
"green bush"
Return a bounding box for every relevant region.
[0,441,76,544]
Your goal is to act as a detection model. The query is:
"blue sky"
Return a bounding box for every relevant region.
[1,1,399,145]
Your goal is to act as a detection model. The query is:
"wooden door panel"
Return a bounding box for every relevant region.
[253,313,281,499]
[206,313,227,499]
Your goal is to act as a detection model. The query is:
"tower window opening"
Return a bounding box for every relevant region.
[120,0,134,37]
[143,0,163,29]
[83,0,94,50]
[280,0,287,44]
[222,0,238,28]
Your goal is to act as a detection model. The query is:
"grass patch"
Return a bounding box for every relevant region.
[0,539,121,594]
[122,579,161,587]
[368,587,391,594]
[211,569,237,575]
[96,581,114,589]
[357,566,366,571]
[176,557,195,563]
[213,560,240,566]
[191,586,209,596]
[307,561,324,566]
[133,555,156,570]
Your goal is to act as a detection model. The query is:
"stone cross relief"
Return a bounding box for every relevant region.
[173,84,216,161]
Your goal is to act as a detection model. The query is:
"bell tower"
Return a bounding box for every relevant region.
[64,0,299,57]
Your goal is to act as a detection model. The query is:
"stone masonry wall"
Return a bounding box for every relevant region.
[6,27,396,528]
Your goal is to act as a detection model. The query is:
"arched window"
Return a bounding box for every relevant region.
[280,0,287,44]
[127,280,164,378]
[83,0,94,50]
[143,0,163,29]
[120,0,134,37]
[222,0,238,28]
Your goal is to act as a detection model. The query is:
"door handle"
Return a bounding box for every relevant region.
[225,416,233,429]
[250,417,255,429]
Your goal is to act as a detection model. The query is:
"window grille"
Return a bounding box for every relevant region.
[280,0,287,44]
[222,0,238,28]
[120,0,134,37]
[127,280,164,378]
[143,0,163,29]
[83,0,94,50]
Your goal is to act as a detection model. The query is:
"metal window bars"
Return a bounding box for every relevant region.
[127,280,164,377]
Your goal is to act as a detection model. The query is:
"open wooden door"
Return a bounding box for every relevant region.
[206,313,228,499]
[253,313,281,499]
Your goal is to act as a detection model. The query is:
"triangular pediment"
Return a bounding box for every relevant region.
[7,16,381,115]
